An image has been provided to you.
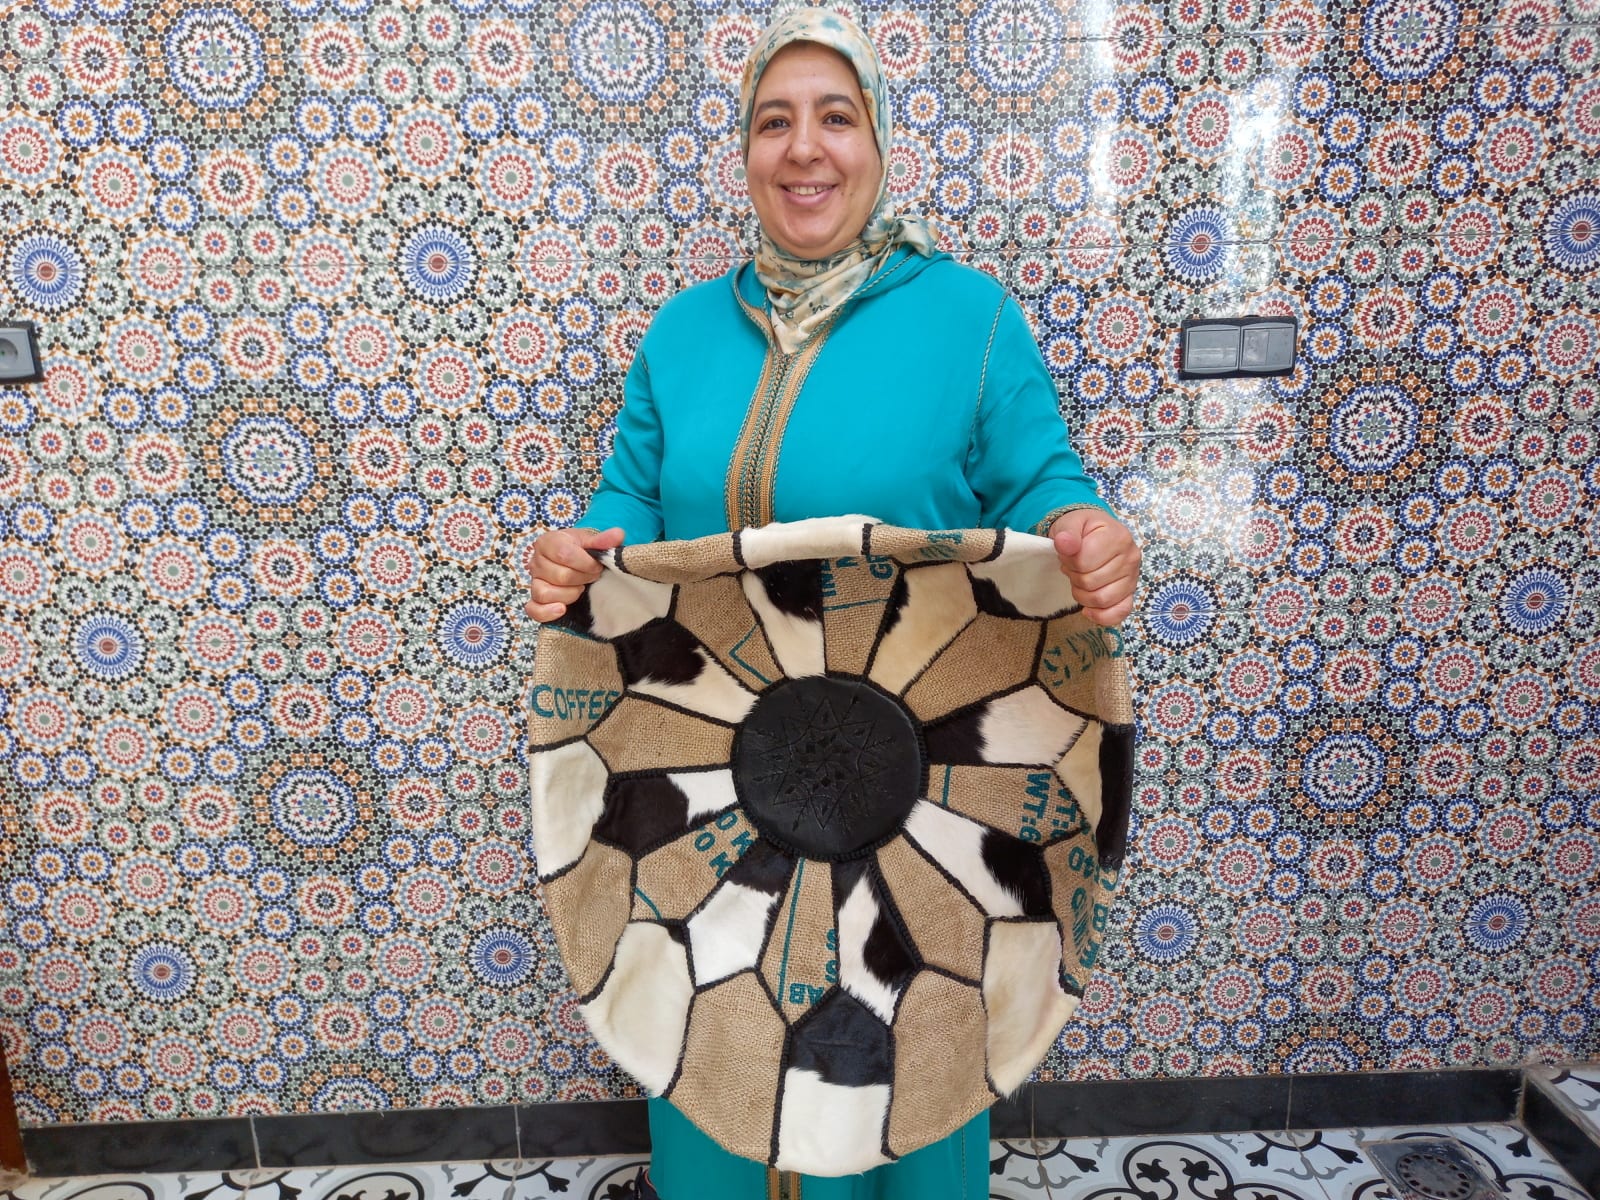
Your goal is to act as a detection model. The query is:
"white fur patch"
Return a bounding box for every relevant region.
[737,516,877,567]
[584,567,674,639]
[903,801,1022,917]
[977,687,1086,765]
[969,537,1080,617]
[630,647,758,722]
[775,1069,890,1175]
[837,873,900,1023]
[984,921,1075,1094]
[869,562,977,693]
[688,881,780,986]
[529,740,609,879]
[1055,721,1104,834]
[741,571,825,678]
[667,769,740,822]
[580,922,693,1095]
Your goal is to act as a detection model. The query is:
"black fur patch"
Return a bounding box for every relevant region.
[593,775,691,855]
[1097,723,1135,868]
[970,574,1027,620]
[615,619,707,687]
[787,988,893,1087]
[831,861,918,1002]
[554,587,596,635]
[980,830,1052,917]
[753,560,824,622]
[920,706,988,765]
[723,837,795,896]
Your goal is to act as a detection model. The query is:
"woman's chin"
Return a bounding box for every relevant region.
[767,224,852,260]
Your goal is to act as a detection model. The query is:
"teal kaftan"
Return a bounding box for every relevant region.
[577,246,1108,1198]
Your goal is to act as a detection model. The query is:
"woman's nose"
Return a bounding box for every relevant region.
[786,115,822,161]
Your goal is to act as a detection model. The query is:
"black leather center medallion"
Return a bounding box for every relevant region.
[733,676,924,861]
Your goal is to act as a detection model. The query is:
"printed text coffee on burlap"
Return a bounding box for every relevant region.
[528,518,1134,1176]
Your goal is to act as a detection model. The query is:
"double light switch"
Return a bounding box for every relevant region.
[1177,316,1298,380]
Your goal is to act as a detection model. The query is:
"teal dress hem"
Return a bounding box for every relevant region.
[646,1096,991,1200]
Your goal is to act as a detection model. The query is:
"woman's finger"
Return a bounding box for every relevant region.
[525,599,568,622]
[1083,597,1134,626]
[1060,552,1139,594]
[540,535,606,575]
[528,577,585,605]
[532,555,602,589]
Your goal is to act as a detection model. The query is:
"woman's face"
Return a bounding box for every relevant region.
[745,42,881,261]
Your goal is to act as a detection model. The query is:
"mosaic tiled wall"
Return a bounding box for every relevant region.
[0,0,1596,1127]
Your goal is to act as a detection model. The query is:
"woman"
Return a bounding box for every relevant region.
[526,10,1140,1198]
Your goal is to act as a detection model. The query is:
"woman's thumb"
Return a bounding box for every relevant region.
[583,526,626,551]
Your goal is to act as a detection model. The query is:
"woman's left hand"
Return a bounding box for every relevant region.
[1049,509,1141,626]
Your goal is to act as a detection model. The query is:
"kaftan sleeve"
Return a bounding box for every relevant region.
[966,294,1116,534]
[577,348,666,545]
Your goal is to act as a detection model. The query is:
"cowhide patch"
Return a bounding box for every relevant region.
[832,859,919,1024]
[742,562,825,678]
[581,922,693,1095]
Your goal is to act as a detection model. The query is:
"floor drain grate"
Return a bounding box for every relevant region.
[1363,1139,1506,1200]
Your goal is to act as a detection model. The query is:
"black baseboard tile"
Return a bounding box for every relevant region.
[252,1105,517,1168]
[14,1067,1541,1177]
[1286,1068,1521,1130]
[515,1099,649,1158]
[24,1115,255,1177]
[997,1075,1292,1139]
[1522,1077,1600,1195]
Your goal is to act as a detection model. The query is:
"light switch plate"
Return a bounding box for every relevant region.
[1177,316,1298,380]
[0,322,42,383]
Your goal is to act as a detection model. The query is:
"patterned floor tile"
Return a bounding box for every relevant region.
[510,1157,643,1200]
[0,1175,236,1200]
[1534,1065,1600,1138]
[990,1131,1329,1200]
[1289,1123,1592,1200]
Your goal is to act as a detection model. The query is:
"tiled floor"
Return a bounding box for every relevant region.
[0,1122,1593,1200]
[1539,1066,1600,1129]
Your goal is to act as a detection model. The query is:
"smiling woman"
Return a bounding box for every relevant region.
[526,8,1141,1198]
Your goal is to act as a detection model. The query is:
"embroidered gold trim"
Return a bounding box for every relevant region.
[725,291,836,530]
[765,1167,803,1200]
[1034,502,1104,537]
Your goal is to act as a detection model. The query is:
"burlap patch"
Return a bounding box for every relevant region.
[876,835,985,983]
[615,538,742,584]
[588,696,734,772]
[669,972,785,1162]
[634,811,759,921]
[887,973,993,1157]
[820,553,900,676]
[1037,612,1134,726]
[759,858,837,1023]
[543,842,632,997]
[864,525,999,564]
[673,573,783,693]
[901,612,1042,720]
[933,763,1090,847]
[1045,838,1112,995]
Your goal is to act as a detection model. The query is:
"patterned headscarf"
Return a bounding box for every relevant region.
[739,8,939,354]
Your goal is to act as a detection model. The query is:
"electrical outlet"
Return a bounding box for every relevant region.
[0,322,42,384]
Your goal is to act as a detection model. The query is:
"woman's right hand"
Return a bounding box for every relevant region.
[524,526,625,622]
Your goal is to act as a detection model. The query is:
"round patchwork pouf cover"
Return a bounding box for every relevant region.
[528,517,1134,1176]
